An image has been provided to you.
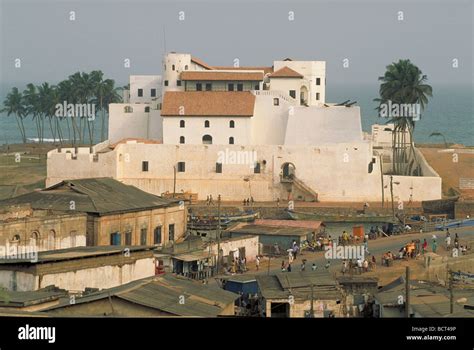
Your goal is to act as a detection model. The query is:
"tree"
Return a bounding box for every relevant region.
[374,59,433,176]
[1,87,27,143]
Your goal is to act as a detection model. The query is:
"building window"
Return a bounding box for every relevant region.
[169,224,175,241]
[216,162,222,173]
[145,106,150,112]
[254,84,260,90]
[205,83,212,91]
[289,90,296,98]
[180,120,185,128]
[138,89,143,97]
[237,83,243,91]
[228,83,234,91]
[164,80,169,86]
[124,106,133,113]
[177,162,185,172]
[229,120,235,128]
[316,78,321,85]
[273,98,279,106]
[179,136,185,144]
[177,80,182,86]
[316,93,320,100]
[196,83,202,91]
[202,134,213,144]
[204,120,210,128]
[254,162,261,174]
[154,226,162,244]
[151,88,156,97]
[110,232,121,245]
[185,65,188,70]
[142,161,149,172]
[229,137,234,144]
[172,64,175,71]
[140,228,147,245]
[125,231,132,245]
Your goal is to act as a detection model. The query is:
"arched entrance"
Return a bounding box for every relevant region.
[202,134,213,144]
[300,86,308,105]
[281,162,296,179]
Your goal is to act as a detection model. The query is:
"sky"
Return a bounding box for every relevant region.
[0,0,472,90]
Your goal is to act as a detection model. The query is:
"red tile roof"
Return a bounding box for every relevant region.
[161,91,255,117]
[190,56,213,70]
[269,66,303,79]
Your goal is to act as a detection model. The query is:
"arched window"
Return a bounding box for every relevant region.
[202,135,213,144]
[185,65,189,70]
[145,106,150,112]
[180,136,185,144]
[11,234,20,242]
[48,230,56,250]
[204,120,210,128]
[229,137,234,144]
[30,231,40,247]
[229,120,235,128]
[180,120,185,128]
[124,106,133,113]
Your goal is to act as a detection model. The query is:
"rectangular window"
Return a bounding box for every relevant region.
[177,162,185,172]
[140,228,147,245]
[316,93,320,101]
[138,89,143,97]
[164,80,169,86]
[289,90,296,98]
[316,78,321,86]
[254,162,261,174]
[110,232,121,246]
[125,231,132,245]
[150,88,156,97]
[142,161,149,172]
[254,84,260,90]
[177,80,182,86]
[169,224,175,241]
[237,83,243,91]
[216,162,222,173]
[154,226,162,244]
[228,83,234,91]
[273,98,279,106]
[205,83,212,91]
[196,83,202,91]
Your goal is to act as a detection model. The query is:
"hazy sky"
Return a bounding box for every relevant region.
[1,0,472,89]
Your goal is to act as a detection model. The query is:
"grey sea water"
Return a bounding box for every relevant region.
[0,83,472,146]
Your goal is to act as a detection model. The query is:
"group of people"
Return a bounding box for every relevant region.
[243,197,254,206]
[341,256,376,274]
[228,257,247,274]
[205,195,214,205]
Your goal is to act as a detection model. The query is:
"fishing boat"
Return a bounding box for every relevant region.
[435,218,474,230]
[187,210,260,230]
[285,209,396,223]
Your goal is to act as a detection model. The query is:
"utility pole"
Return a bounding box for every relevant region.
[216,194,221,275]
[379,154,384,208]
[310,283,314,318]
[448,269,454,314]
[390,175,395,219]
[405,266,410,318]
[267,254,271,275]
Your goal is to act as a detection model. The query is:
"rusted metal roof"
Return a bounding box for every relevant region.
[254,219,324,230]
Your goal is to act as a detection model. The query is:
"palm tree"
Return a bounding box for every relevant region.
[374,59,433,176]
[1,87,27,143]
[429,132,448,148]
[94,77,122,141]
[23,84,42,142]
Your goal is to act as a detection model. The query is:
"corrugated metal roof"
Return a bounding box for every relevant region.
[0,178,179,215]
[0,287,67,307]
[255,219,324,230]
[229,224,311,237]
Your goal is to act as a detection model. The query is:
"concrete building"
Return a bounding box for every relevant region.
[0,204,87,255]
[43,274,239,317]
[0,178,186,248]
[0,246,155,292]
[256,271,342,318]
[46,52,442,202]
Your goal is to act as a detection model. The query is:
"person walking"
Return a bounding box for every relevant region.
[422,239,428,255]
[432,238,438,253]
[445,235,451,250]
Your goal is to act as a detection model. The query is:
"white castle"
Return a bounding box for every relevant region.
[46,52,441,202]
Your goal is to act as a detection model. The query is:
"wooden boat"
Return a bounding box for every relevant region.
[435,218,474,230]
[285,209,396,223]
[187,211,259,230]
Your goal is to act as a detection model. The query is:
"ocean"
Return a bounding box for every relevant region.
[0,83,472,146]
